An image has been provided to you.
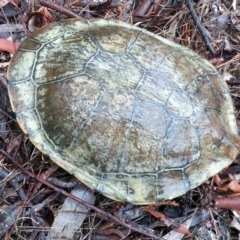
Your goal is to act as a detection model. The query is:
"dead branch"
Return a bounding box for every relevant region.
[185,0,215,54]
[0,149,164,240]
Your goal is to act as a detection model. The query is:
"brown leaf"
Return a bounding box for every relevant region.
[181,23,190,47]
[144,207,190,235]
[38,6,54,21]
[209,57,224,66]
[213,174,222,187]
[222,179,240,193]
[98,228,125,238]
[171,223,191,236]
[144,207,168,223]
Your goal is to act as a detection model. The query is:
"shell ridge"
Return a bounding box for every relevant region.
[18,46,40,52]
[68,93,104,149]
[134,69,147,89]
[126,30,142,53]
[87,32,139,56]
[83,47,101,73]
[58,20,69,32]
[21,37,44,45]
[226,133,240,151]
[155,111,173,170]
[84,73,106,90]
[185,76,223,111]
[31,43,50,85]
[34,87,57,150]
[86,33,103,52]
[35,33,66,45]
[8,77,32,84]
[182,169,191,192]
[36,74,85,86]
[168,87,195,114]
[117,95,139,172]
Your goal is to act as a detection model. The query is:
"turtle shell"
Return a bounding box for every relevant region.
[7,19,240,204]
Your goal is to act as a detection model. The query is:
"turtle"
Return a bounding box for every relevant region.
[7,18,240,204]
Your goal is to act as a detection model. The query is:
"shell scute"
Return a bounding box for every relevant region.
[128,33,168,71]
[89,26,140,53]
[157,171,188,200]
[167,88,194,117]
[20,38,42,50]
[163,119,200,168]
[34,34,97,84]
[16,109,42,135]
[135,72,172,104]
[85,51,144,91]
[7,50,35,82]
[31,22,66,43]
[207,73,230,94]
[186,76,221,110]
[8,80,35,112]
[37,75,102,148]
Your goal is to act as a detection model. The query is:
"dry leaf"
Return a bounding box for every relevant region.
[0,0,9,7]
[222,179,240,193]
[144,207,190,235]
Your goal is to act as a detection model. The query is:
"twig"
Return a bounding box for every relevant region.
[0,76,8,88]
[0,108,17,123]
[227,79,240,86]
[185,0,215,55]
[0,149,163,240]
[0,167,26,201]
[38,0,81,18]
[47,177,77,188]
[134,0,164,16]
